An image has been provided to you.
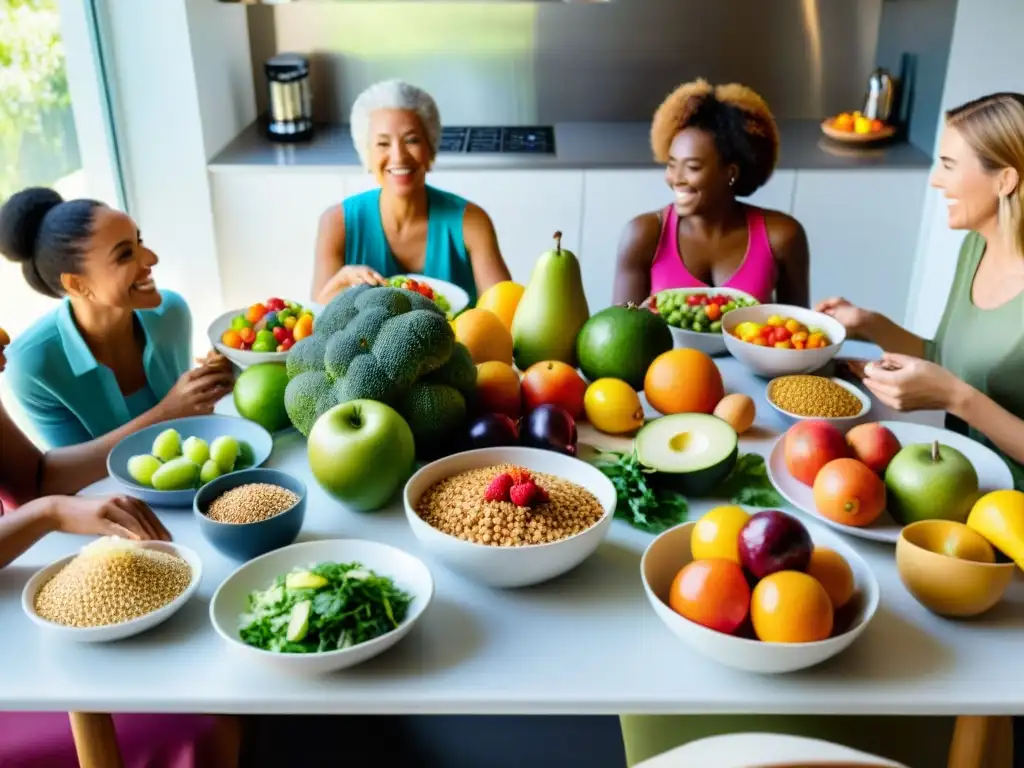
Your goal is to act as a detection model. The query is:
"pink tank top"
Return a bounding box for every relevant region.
[649,205,777,304]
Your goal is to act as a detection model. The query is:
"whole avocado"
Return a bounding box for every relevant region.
[283,285,476,458]
[576,304,673,389]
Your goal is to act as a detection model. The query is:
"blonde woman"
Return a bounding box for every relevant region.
[819,91,1024,491]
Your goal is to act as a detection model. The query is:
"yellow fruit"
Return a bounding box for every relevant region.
[805,547,855,609]
[854,116,872,134]
[766,314,785,328]
[966,490,1024,570]
[583,378,644,434]
[453,308,514,365]
[713,393,756,434]
[476,281,525,331]
[734,321,762,341]
[751,571,834,643]
[691,505,750,564]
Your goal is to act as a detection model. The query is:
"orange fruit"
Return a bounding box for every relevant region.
[813,458,886,527]
[475,361,522,419]
[453,308,514,365]
[806,547,855,609]
[475,281,525,331]
[668,558,750,635]
[521,361,587,419]
[690,505,750,564]
[644,348,724,415]
[751,571,833,643]
[221,329,243,349]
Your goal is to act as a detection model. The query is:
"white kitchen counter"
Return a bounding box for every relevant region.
[2,342,1021,716]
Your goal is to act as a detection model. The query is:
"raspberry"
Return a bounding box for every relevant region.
[484,473,514,502]
[508,466,533,485]
[534,485,550,504]
[510,480,539,507]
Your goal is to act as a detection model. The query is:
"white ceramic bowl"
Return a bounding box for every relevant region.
[721,304,847,378]
[641,287,758,357]
[22,541,203,643]
[207,303,322,370]
[209,539,433,675]
[766,375,871,429]
[641,520,879,674]
[391,274,470,318]
[404,447,617,588]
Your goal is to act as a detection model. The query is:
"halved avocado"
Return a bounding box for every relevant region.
[635,413,738,496]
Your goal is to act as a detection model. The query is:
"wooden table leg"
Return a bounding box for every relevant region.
[69,712,124,768]
[948,715,1014,768]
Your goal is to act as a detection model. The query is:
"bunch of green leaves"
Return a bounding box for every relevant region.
[594,450,783,534]
[239,561,413,654]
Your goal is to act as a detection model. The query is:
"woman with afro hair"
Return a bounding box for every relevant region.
[613,79,810,307]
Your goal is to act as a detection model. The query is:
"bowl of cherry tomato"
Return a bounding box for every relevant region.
[208,297,321,370]
[721,303,846,378]
[642,288,759,356]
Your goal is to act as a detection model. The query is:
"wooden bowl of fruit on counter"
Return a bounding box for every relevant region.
[208,296,320,369]
[642,287,759,356]
[641,508,879,674]
[821,112,897,144]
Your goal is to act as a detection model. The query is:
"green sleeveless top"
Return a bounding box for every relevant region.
[342,184,478,305]
[924,231,1024,490]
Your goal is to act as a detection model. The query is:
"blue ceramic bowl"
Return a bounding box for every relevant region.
[107,415,274,507]
[194,468,306,561]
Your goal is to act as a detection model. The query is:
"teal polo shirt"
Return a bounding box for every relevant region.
[4,290,191,448]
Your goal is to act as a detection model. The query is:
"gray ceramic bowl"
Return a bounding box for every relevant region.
[194,468,306,561]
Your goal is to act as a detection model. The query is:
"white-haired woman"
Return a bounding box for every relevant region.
[312,80,512,306]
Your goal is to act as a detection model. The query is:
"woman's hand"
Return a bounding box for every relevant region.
[317,265,388,303]
[815,296,874,338]
[50,494,171,541]
[860,353,969,412]
[159,363,235,419]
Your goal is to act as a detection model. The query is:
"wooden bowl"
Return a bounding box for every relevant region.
[896,520,1015,618]
[821,119,897,144]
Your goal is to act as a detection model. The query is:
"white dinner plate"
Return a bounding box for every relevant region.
[766,420,1015,544]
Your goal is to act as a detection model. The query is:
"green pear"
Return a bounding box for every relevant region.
[511,231,590,369]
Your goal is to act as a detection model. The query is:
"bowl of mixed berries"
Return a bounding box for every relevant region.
[208,297,319,369]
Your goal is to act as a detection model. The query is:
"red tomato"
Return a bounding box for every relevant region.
[272,326,289,342]
[760,325,775,339]
[277,338,295,352]
[687,294,702,306]
[774,326,792,342]
[266,297,285,312]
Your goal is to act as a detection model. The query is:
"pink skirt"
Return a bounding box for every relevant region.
[0,712,238,767]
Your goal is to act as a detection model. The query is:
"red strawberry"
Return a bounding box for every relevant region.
[484,473,514,503]
[510,480,539,507]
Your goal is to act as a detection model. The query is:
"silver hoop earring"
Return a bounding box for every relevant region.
[729,176,736,188]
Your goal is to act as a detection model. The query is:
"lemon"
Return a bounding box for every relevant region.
[691,505,750,563]
[584,378,644,434]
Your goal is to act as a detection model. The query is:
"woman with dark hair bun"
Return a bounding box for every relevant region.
[0,187,234,448]
[613,79,810,307]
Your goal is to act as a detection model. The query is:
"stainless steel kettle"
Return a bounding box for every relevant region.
[863,67,896,123]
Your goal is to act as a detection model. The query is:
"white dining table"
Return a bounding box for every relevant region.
[2,342,1021,766]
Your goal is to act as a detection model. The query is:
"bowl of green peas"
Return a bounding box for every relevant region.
[643,288,760,356]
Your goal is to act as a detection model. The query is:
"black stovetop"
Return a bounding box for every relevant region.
[439,126,555,155]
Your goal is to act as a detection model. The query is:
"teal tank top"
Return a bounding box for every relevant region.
[342,184,478,305]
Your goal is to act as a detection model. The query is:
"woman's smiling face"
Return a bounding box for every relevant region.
[664,127,736,217]
[62,207,162,311]
[368,108,433,197]
[930,125,1002,231]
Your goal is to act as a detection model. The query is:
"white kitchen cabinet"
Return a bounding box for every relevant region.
[578,170,797,308]
[209,171,348,309]
[792,169,928,321]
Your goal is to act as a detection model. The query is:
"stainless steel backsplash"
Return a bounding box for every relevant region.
[248,0,884,125]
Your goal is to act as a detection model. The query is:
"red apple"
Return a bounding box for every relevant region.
[845,422,902,475]
[784,420,850,486]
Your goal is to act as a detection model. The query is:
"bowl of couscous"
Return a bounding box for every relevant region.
[194,468,307,560]
[403,447,617,588]
[22,537,203,643]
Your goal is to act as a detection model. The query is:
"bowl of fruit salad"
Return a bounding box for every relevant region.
[721,303,846,378]
[208,297,319,370]
[389,275,468,319]
[642,288,759,356]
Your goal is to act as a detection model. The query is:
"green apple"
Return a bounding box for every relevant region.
[307,399,415,512]
[234,362,290,432]
[884,440,980,524]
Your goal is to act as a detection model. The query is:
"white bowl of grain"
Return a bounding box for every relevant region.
[766,375,871,429]
[404,446,617,588]
[22,537,202,643]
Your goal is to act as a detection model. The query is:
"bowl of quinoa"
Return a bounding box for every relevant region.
[766,375,870,428]
[404,447,617,588]
[194,468,307,561]
[22,537,202,643]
